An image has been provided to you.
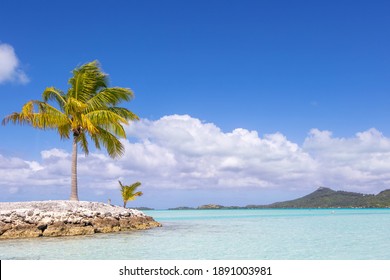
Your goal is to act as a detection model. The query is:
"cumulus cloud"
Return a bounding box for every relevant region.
[0,43,29,84]
[1,115,390,200]
[303,128,390,192]
[123,115,317,190]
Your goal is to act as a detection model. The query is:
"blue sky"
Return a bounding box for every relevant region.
[1,0,390,208]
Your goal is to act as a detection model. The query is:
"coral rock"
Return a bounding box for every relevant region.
[0,201,161,239]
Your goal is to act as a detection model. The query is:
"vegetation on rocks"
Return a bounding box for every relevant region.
[247,187,390,208]
[119,181,143,208]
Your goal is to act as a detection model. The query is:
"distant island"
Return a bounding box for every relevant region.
[134,207,155,211]
[169,187,390,210]
[169,204,242,210]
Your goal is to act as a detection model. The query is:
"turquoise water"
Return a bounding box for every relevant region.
[1,209,390,260]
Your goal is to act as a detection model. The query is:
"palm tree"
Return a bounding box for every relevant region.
[2,61,139,201]
[119,180,143,208]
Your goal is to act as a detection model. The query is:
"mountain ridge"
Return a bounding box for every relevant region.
[246,187,388,208]
[169,187,390,209]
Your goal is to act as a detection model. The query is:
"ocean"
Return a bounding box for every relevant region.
[1,209,390,260]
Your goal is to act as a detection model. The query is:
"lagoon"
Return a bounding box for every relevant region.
[1,209,390,260]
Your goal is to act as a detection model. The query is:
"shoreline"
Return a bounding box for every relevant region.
[0,200,161,239]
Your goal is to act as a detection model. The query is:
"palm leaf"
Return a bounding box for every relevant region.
[42,87,66,108]
[78,133,90,155]
[85,109,127,137]
[68,61,107,102]
[80,114,99,134]
[56,123,72,139]
[119,181,143,206]
[34,102,69,129]
[108,107,139,121]
[92,127,125,158]
[127,191,143,201]
[65,97,88,115]
[2,100,35,126]
[2,100,68,130]
[86,87,134,111]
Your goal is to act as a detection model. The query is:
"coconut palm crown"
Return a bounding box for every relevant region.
[119,180,143,208]
[2,61,139,201]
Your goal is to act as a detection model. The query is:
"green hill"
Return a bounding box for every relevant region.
[167,187,390,210]
[247,187,390,208]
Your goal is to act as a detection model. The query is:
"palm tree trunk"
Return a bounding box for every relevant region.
[70,136,79,201]
[123,201,127,208]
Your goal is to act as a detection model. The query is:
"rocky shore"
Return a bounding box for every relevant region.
[0,201,161,239]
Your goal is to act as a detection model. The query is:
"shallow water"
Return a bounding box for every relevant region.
[1,209,390,260]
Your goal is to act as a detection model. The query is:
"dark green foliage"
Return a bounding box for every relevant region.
[247,187,390,209]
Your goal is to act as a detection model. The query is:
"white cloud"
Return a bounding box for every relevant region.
[122,115,317,190]
[0,43,29,84]
[1,115,390,199]
[303,128,390,192]
[41,148,69,159]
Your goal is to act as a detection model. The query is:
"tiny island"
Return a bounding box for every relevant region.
[0,61,161,240]
[0,201,161,239]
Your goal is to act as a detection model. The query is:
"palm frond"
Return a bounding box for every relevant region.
[2,100,34,126]
[108,107,139,121]
[2,100,69,130]
[90,133,102,151]
[2,112,29,126]
[130,181,142,190]
[127,191,143,201]
[86,87,134,111]
[85,109,127,124]
[57,123,72,139]
[85,109,128,137]
[92,107,139,137]
[93,127,125,158]
[65,97,88,115]
[77,133,90,155]
[80,114,99,134]
[34,102,69,129]
[120,181,143,205]
[68,61,108,102]
[42,87,66,108]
